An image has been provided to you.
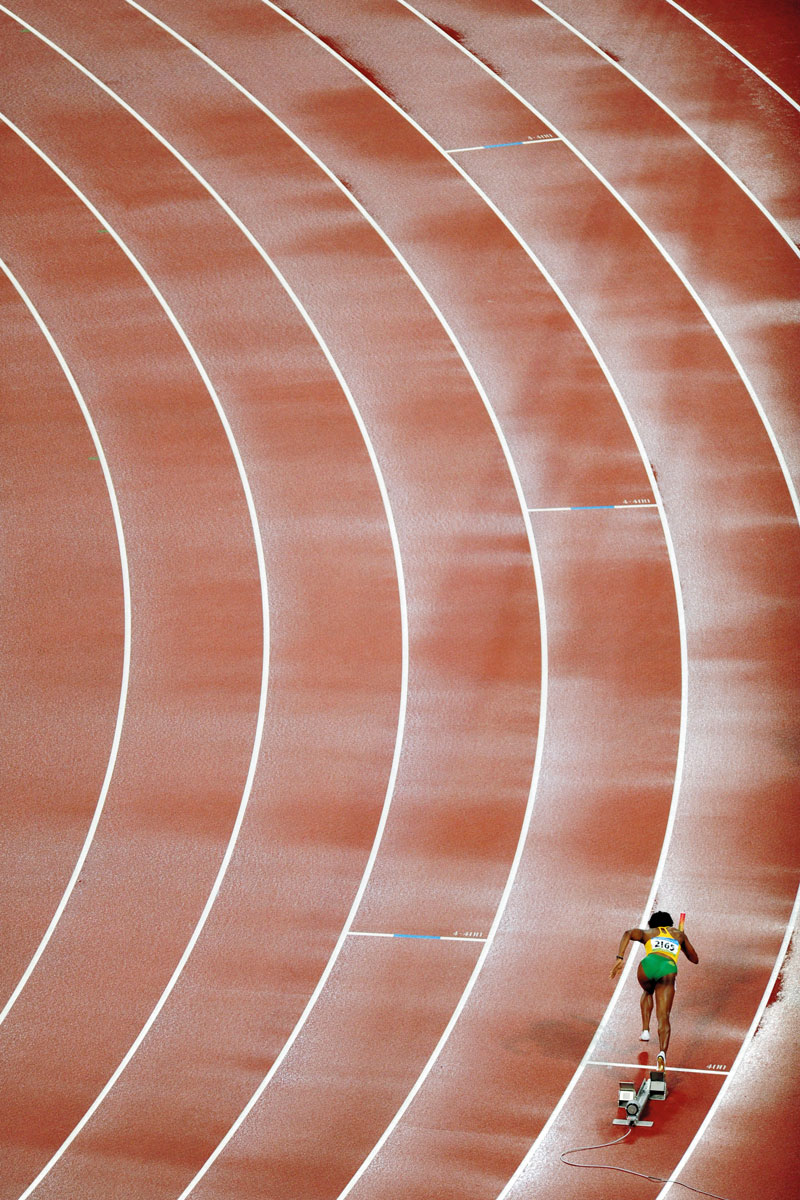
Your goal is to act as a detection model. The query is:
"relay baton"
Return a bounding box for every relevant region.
[679,912,685,931]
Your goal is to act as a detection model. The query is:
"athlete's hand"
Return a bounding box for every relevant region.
[610,958,624,980]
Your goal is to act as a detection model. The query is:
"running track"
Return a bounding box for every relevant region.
[1,2,798,1198]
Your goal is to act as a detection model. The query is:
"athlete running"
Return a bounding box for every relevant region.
[610,910,699,1070]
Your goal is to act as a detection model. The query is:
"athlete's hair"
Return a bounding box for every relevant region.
[648,910,674,928]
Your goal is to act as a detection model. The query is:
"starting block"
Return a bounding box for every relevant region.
[614,1071,668,1126]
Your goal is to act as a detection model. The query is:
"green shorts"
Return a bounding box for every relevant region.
[641,954,678,981]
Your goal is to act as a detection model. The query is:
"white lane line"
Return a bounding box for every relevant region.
[118,5,549,1196]
[234,7,687,1200]
[398,0,800,543]
[0,110,272,1200]
[664,0,800,115]
[387,8,800,1200]
[427,16,800,1197]
[655,883,800,1198]
[167,6,798,1197]
[527,0,800,263]
[126,0,688,1189]
[588,1061,730,1076]
[0,257,131,1028]
[1,7,409,1196]
[398,8,800,1195]
[527,502,658,511]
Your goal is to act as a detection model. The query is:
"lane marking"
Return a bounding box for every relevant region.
[114,5,685,1195]
[527,502,658,512]
[0,9,409,1197]
[0,4,542,1195]
[348,931,487,942]
[0,258,131,1029]
[116,5,551,1196]
[380,10,800,1200]
[140,5,799,1195]
[526,0,800,265]
[396,9,800,1188]
[0,103,272,1200]
[655,885,800,1198]
[377,58,800,1195]
[233,8,686,1199]
[448,134,560,153]
[588,1060,729,1076]
[242,6,688,1197]
[664,0,800,114]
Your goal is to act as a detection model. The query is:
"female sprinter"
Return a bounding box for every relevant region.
[610,911,699,1070]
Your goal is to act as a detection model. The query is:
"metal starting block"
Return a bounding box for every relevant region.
[614,1071,668,1126]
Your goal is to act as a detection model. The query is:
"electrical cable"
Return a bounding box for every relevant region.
[560,1129,735,1198]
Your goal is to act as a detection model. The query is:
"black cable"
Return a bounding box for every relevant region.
[560,1129,736,1198]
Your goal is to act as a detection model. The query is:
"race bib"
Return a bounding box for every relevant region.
[651,937,678,955]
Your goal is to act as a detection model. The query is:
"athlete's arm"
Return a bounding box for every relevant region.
[680,930,699,963]
[610,928,644,979]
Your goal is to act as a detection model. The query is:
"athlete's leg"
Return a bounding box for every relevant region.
[637,963,655,1039]
[654,975,676,1055]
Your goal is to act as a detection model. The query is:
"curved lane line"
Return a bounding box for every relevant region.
[371,6,800,1195]
[108,4,550,1196]
[512,20,800,1192]
[379,5,800,1195]
[140,2,799,1193]
[129,3,684,1194]
[0,257,131,1028]
[664,0,800,114]
[0,11,410,1195]
[526,0,800,263]
[398,0,800,531]
[248,10,689,1191]
[0,110,272,1200]
[656,882,800,1197]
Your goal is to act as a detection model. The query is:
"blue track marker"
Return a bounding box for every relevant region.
[527,502,657,513]
[348,931,486,942]
[448,134,560,154]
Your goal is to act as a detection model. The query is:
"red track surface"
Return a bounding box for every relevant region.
[1,2,798,1199]
[0,268,123,999]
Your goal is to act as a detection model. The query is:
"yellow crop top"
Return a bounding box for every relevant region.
[645,926,680,965]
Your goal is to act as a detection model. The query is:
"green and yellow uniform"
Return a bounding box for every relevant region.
[641,926,680,981]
